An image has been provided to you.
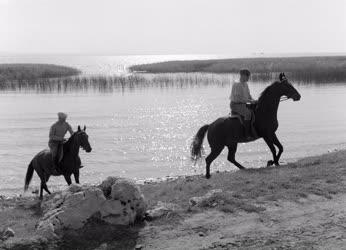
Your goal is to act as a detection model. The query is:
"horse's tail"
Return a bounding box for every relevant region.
[191,124,209,161]
[24,160,34,192]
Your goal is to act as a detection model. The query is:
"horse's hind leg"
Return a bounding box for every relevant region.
[38,171,51,199]
[39,181,51,200]
[227,143,245,169]
[73,169,80,184]
[205,147,224,179]
[64,175,72,185]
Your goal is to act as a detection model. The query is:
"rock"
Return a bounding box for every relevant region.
[189,189,223,207]
[145,201,181,220]
[135,244,143,249]
[1,227,15,240]
[94,243,108,250]
[37,177,147,239]
[198,231,205,237]
[68,183,83,193]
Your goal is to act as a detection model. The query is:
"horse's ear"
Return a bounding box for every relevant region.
[78,125,81,131]
[83,125,86,131]
[279,72,287,82]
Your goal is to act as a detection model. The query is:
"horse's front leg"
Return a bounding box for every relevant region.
[73,169,80,184]
[272,133,283,165]
[64,175,72,185]
[263,136,277,166]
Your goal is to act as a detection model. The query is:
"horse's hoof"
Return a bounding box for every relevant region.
[267,160,274,167]
[205,174,211,179]
[274,162,280,166]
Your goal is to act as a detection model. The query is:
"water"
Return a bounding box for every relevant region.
[1,55,346,194]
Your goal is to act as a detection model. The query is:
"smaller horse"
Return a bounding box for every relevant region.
[24,125,92,199]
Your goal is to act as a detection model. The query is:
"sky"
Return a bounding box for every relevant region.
[0,0,345,55]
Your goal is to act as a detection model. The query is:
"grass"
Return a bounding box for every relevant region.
[0,64,81,81]
[129,56,346,83]
[140,150,346,214]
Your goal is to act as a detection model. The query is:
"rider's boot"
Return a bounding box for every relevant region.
[244,120,253,140]
[52,157,60,174]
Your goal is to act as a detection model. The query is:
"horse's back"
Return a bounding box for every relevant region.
[208,116,244,146]
[32,149,52,167]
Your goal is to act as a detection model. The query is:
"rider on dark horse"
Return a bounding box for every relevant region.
[230,69,257,139]
[48,112,74,172]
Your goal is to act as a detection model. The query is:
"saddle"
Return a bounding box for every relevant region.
[57,141,65,164]
[229,102,258,141]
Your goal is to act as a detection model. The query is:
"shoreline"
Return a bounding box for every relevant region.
[2,149,346,249]
[0,147,342,199]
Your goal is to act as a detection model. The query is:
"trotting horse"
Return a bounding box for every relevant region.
[24,125,92,199]
[191,73,301,178]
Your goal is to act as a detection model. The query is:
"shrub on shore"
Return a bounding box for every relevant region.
[0,64,81,81]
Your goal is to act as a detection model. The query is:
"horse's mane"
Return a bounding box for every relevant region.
[64,132,81,149]
[258,81,280,103]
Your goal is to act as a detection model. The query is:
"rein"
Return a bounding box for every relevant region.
[280,96,289,102]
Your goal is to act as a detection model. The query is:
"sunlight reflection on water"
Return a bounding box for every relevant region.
[1,81,346,194]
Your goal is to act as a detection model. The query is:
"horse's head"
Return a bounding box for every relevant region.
[277,72,301,101]
[76,125,92,153]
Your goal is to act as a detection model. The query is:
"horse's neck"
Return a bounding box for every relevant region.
[256,94,281,120]
[64,136,80,157]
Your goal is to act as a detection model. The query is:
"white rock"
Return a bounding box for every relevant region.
[36,177,147,239]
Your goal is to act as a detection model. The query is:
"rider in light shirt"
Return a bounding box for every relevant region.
[48,112,73,171]
[230,69,256,138]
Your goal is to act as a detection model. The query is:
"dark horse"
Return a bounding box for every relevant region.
[191,73,301,178]
[24,125,92,199]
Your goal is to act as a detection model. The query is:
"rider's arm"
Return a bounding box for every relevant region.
[245,83,255,102]
[67,123,74,135]
[49,125,62,141]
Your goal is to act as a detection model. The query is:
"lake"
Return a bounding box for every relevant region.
[1,55,346,195]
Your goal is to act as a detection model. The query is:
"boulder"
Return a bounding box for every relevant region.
[36,177,147,239]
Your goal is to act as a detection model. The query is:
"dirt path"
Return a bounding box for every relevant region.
[138,194,346,249]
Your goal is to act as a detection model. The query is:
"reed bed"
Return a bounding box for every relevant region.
[0,73,233,93]
[0,64,81,81]
[129,56,346,83]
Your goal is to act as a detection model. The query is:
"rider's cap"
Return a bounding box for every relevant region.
[240,69,251,77]
[58,112,67,119]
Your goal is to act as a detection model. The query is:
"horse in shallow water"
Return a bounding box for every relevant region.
[24,125,92,199]
[191,73,301,178]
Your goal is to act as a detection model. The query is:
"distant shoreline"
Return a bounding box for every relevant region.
[129,55,346,83]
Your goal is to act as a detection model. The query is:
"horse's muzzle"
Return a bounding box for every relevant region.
[292,93,301,101]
